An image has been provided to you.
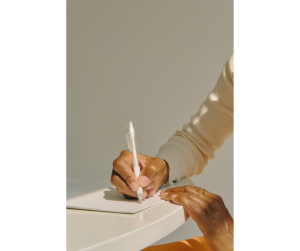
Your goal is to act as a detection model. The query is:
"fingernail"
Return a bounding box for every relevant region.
[160,190,166,196]
[131,182,139,192]
[164,192,169,196]
[171,194,177,199]
[150,189,156,196]
[146,183,153,190]
[139,176,149,187]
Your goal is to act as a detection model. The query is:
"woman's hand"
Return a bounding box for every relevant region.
[160,186,234,251]
[111,150,169,199]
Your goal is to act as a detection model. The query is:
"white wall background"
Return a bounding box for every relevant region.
[67,0,233,245]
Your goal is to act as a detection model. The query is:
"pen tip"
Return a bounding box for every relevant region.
[138,193,143,204]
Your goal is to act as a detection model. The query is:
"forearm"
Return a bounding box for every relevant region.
[156,54,234,183]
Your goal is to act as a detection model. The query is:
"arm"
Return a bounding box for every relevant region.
[156,54,234,183]
[112,54,234,197]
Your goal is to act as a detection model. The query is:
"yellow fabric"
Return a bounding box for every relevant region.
[142,236,211,251]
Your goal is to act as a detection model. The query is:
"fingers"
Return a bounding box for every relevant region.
[161,191,209,212]
[145,182,156,197]
[160,186,215,217]
[160,186,230,231]
[161,185,222,209]
[160,185,213,197]
[112,150,139,191]
[112,151,166,199]
[160,186,234,251]
[147,188,156,197]
[146,182,153,190]
[138,157,167,188]
[161,191,210,226]
[111,169,147,199]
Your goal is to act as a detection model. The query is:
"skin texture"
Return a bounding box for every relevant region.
[111,150,169,199]
[160,186,234,251]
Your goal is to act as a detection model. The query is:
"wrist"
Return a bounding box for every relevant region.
[162,159,170,185]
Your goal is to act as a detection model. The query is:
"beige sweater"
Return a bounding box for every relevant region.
[156,54,234,183]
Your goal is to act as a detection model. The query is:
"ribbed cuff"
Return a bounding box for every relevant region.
[155,151,185,183]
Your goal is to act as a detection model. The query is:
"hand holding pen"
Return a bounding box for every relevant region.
[111,122,169,200]
[126,121,143,203]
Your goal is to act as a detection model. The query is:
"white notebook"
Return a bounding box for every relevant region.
[66,178,194,214]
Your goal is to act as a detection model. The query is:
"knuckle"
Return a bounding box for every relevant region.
[187,193,197,200]
[169,188,177,194]
[147,164,157,173]
[202,202,211,211]
[184,185,193,192]
[211,200,220,208]
[113,158,121,169]
[215,195,224,204]
[120,150,129,155]
[187,201,199,211]
[123,172,134,183]
[215,194,222,200]
[209,195,224,209]
[111,175,119,186]
[210,194,221,203]
[168,188,174,193]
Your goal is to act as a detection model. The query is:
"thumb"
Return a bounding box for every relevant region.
[138,158,166,187]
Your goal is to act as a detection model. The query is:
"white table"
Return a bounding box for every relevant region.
[67,178,193,251]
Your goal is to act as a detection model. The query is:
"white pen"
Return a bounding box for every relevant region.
[126,121,143,203]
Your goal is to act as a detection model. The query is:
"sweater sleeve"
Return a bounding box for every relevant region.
[156,53,234,183]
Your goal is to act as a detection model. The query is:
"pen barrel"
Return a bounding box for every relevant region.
[132,151,139,170]
[130,133,139,169]
[133,165,140,178]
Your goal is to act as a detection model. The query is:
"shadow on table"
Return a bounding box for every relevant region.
[103,187,141,204]
[67,178,112,200]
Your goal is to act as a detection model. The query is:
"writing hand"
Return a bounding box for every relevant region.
[111,150,169,199]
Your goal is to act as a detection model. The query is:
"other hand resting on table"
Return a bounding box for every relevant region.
[160,185,234,251]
